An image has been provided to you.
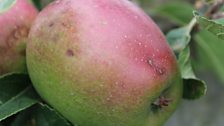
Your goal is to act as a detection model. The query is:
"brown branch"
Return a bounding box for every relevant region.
[205,0,224,18]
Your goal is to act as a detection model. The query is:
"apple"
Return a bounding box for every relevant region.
[0,0,38,75]
[27,0,183,126]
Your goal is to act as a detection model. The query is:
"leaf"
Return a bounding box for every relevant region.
[0,86,39,122]
[194,11,224,40]
[39,0,54,8]
[221,5,224,11]
[138,0,156,8]
[166,27,191,53]
[152,2,194,25]
[0,0,17,13]
[178,47,207,99]
[194,30,224,84]
[31,0,54,10]
[11,104,71,126]
[215,18,224,24]
[166,18,207,99]
[32,0,42,10]
[0,73,30,104]
[10,108,32,126]
[33,104,71,126]
[0,73,39,122]
[166,18,196,53]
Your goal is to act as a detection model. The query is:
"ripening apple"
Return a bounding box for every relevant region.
[27,0,183,126]
[0,0,38,75]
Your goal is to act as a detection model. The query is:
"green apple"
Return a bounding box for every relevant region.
[27,0,183,126]
[0,0,38,75]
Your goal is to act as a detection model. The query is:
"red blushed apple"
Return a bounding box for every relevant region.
[27,0,183,126]
[0,0,38,75]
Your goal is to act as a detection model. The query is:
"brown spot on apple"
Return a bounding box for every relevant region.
[49,22,54,27]
[66,49,74,57]
[147,58,166,76]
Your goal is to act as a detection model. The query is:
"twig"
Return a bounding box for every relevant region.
[205,0,224,18]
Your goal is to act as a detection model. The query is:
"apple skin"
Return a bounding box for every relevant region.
[27,0,183,126]
[0,0,38,75]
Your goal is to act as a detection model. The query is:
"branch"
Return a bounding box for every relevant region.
[205,0,224,18]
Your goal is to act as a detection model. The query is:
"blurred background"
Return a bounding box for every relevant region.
[39,0,224,126]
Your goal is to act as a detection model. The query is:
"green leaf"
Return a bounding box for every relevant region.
[178,47,207,99]
[166,27,191,53]
[0,73,30,104]
[10,108,33,126]
[166,18,196,53]
[152,2,194,25]
[221,5,224,11]
[194,11,224,40]
[40,0,54,8]
[0,86,38,122]
[32,0,42,10]
[194,30,224,84]
[0,73,39,122]
[215,18,224,24]
[11,104,71,126]
[0,0,17,13]
[166,18,207,99]
[32,0,54,10]
[33,104,71,126]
